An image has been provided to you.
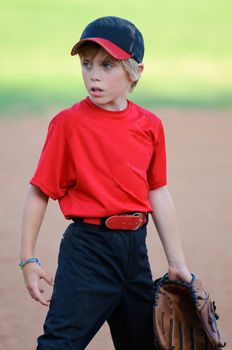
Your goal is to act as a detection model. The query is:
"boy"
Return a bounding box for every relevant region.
[20,16,192,350]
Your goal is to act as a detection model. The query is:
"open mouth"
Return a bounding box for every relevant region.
[90,87,103,92]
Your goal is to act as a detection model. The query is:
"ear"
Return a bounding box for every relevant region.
[138,63,144,76]
[129,63,144,83]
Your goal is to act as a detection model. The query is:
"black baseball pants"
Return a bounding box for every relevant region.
[37,219,156,350]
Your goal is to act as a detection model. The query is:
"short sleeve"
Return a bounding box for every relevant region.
[146,120,167,190]
[30,117,76,200]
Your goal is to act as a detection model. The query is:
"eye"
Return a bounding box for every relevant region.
[82,60,91,69]
[102,62,114,69]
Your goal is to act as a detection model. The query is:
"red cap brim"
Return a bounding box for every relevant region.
[71,37,131,60]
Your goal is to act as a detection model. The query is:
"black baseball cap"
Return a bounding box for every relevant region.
[71,16,144,63]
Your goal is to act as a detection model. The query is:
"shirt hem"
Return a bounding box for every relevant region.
[149,180,167,191]
[30,178,59,200]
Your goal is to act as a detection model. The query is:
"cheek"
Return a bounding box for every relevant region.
[121,72,133,87]
[81,70,89,84]
[81,69,86,78]
[113,72,131,87]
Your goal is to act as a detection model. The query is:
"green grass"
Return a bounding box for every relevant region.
[1,0,232,114]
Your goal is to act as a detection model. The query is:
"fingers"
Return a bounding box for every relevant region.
[168,266,192,283]
[22,264,54,306]
[40,270,54,286]
[26,283,50,306]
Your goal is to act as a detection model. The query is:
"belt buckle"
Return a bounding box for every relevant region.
[105,212,144,230]
[132,212,143,230]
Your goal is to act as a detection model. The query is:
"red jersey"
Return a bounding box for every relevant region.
[30,97,167,219]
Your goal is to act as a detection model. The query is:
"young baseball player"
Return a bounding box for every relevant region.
[20,16,192,350]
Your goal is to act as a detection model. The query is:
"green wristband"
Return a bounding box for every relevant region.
[19,257,42,269]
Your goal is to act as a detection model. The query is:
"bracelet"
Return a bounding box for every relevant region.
[19,257,42,269]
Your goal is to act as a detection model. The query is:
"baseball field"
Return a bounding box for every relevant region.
[0,0,231,349]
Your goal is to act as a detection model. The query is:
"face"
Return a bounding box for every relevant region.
[80,49,133,111]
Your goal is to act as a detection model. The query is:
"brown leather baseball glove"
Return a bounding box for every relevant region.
[153,273,226,350]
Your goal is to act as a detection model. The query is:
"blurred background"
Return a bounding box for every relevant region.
[0,0,231,349]
[1,0,231,114]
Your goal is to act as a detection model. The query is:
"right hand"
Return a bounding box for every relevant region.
[168,264,192,283]
[21,263,54,306]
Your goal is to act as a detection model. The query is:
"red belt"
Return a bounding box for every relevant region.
[80,212,147,230]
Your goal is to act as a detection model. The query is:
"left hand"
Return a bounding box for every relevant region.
[168,265,192,283]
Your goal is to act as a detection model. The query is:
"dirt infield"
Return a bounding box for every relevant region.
[0,106,231,349]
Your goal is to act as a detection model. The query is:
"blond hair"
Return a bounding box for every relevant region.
[77,42,141,91]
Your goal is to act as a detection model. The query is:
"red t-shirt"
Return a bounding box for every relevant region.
[30,97,167,219]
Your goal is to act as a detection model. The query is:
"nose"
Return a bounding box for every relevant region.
[90,65,100,81]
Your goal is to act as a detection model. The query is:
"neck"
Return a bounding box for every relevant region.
[89,97,128,112]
